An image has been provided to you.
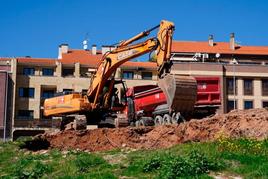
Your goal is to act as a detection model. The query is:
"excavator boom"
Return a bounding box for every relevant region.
[87,21,176,107]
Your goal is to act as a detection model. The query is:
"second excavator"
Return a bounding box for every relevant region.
[43,20,197,129]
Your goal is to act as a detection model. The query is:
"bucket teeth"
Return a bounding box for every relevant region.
[158,74,197,115]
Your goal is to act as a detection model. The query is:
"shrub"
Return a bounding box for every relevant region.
[143,150,223,178]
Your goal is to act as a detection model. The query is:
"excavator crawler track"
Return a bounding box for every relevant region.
[158,74,197,115]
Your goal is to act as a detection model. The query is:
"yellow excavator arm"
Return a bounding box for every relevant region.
[87,20,175,108]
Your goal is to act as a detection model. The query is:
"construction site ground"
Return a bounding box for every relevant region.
[37,108,268,152]
[1,108,268,178]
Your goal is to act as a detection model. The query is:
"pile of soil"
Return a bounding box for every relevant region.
[39,108,268,152]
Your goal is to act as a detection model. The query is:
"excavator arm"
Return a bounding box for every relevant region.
[87,20,175,108]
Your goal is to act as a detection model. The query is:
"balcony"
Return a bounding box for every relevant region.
[14,118,61,129]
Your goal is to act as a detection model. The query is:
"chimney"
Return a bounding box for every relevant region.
[230,33,235,50]
[101,45,110,55]
[58,44,69,59]
[92,45,97,55]
[208,35,214,46]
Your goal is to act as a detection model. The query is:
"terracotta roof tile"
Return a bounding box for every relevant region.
[17,58,57,65]
[0,57,11,61]
[5,40,268,68]
[61,50,101,66]
[172,41,268,55]
[123,61,156,68]
[61,49,157,68]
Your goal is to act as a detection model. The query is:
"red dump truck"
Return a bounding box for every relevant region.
[125,77,221,126]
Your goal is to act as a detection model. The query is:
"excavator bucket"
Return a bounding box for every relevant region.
[158,74,197,115]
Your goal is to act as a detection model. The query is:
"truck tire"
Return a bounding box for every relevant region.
[171,112,183,124]
[140,117,154,126]
[154,115,163,126]
[135,120,145,127]
[171,113,177,124]
[163,114,172,124]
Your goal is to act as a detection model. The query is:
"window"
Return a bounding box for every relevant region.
[42,68,54,76]
[19,88,35,98]
[122,71,134,79]
[227,78,237,95]
[82,89,88,95]
[63,89,73,94]
[262,79,268,96]
[18,110,34,119]
[80,67,90,77]
[262,101,268,108]
[244,100,253,109]
[244,79,253,95]
[42,90,55,99]
[141,72,152,80]
[23,68,35,75]
[227,100,237,112]
[62,68,74,77]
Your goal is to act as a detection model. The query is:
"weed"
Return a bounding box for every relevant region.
[217,135,267,155]
[1,138,268,178]
[12,157,52,179]
[143,155,162,172]
[142,150,223,178]
[74,153,107,173]
[49,148,62,159]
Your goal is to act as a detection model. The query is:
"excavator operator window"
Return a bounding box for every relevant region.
[111,88,119,108]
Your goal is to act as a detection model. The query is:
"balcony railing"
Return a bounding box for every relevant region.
[14,118,61,128]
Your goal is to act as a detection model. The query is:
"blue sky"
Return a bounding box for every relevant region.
[0,0,268,58]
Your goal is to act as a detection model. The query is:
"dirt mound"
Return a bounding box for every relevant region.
[39,108,268,152]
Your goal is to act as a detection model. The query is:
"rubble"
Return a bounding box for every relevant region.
[36,108,268,152]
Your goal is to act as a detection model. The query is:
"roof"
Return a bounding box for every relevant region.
[122,61,156,69]
[61,50,102,67]
[61,49,157,69]
[17,57,57,65]
[0,50,156,69]
[172,41,268,55]
[3,40,268,68]
[0,57,11,61]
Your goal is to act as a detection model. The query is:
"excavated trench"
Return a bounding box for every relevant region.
[25,108,268,152]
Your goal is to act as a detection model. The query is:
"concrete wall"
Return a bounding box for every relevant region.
[0,72,7,128]
[0,71,13,139]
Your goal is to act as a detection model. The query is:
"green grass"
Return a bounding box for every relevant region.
[0,137,267,179]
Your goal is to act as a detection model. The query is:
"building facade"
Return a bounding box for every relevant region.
[0,59,14,139]
[2,33,268,139]
[171,34,268,113]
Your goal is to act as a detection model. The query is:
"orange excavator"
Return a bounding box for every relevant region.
[43,20,197,129]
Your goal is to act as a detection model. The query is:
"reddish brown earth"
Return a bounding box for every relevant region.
[40,108,268,152]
